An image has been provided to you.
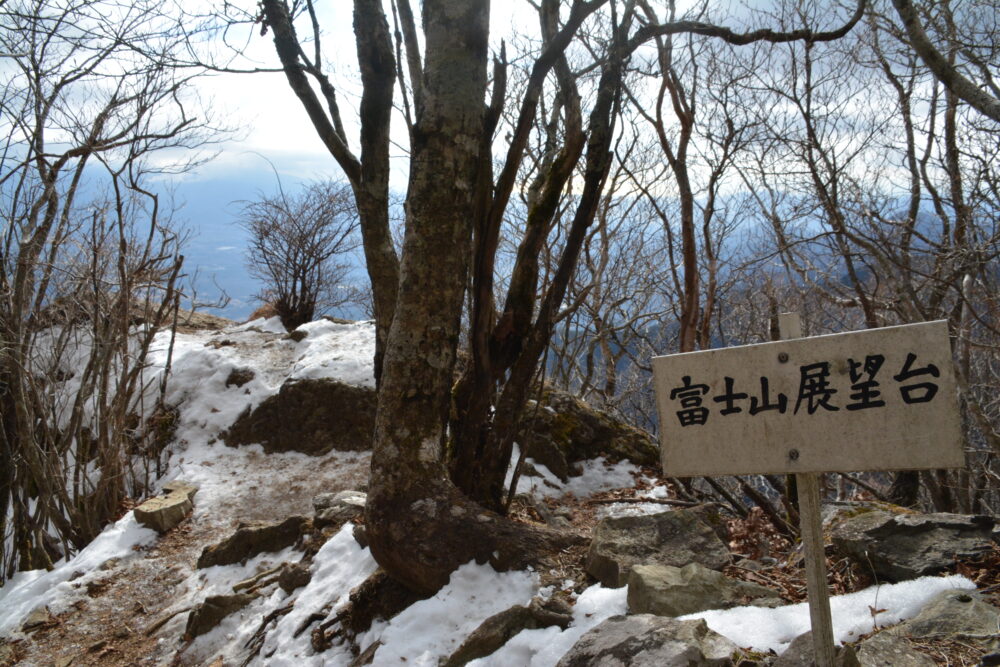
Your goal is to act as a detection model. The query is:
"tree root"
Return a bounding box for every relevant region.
[240,602,294,667]
[308,570,427,654]
[366,482,587,595]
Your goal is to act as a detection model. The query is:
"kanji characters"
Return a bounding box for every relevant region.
[846,354,886,411]
[794,362,840,414]
[669,376,710,426]
[893,352,940,404]
[665,350,943,424]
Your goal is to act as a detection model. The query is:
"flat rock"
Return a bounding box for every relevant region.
[555,614,737,666]
[829,507,994,581]
[855,632,934,666]
[627,562,778,617]
[890,589,1000,641]
[162,480,198,501]
[586,507,730,587]
[134,487,194,533]
[197,515,309,568]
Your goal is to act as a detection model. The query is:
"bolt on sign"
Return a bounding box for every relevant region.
[652,320,964,478]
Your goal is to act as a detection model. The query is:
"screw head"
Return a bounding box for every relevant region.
[788,448,800,461]
[778,352,789,363]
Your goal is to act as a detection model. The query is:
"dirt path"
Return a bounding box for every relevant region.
[8,450,371,667]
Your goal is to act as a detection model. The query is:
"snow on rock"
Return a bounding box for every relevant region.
[149,318,376,448]
[0,513,157,635]
[366,561,539,666]
[680,574,977,655]
[467,583,628,666]
[288,319,376,386]
[507,444,641,500]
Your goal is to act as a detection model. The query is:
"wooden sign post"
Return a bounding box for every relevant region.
[652,316,964,666]
[780,312,835,666]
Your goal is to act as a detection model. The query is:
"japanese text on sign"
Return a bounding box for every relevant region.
[651,321,963,477]
[668,352,940,427]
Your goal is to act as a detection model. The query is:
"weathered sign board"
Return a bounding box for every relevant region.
[652,320,964,478]
[652,317,964,667]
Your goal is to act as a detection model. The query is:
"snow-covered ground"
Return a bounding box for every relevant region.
[0,316,977,665]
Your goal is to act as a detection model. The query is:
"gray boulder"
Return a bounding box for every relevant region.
[829,507,994,581]
[197,515,309,568]
[313,490,367,529]
[891,590,1000,641]
[555,614,737,666]
[855,632,934,666]
[586,507,730,587]
[772,632,859,667]
[627,562,779,617]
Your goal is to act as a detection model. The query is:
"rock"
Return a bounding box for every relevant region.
[556,614,737,666]
[442,601,573,667]
[133,485,194,533]
[0,644,16,667]
[627,562,778,617]
[21,607,53,631]
[224,367,255,388]
[773,632,859,666]
[313,490,367,528]
[162,480,198,501]
[829,506,994,582]
[278,561,312,593]
[285,329,308,342]
[855,632,934,666]
[586,507,731,587]
[352,523,369,549]
[891,590,1000,640]
[185,593,257,638]
[197,516,309,568]
[223,379,376,455]
[520,388,660,482]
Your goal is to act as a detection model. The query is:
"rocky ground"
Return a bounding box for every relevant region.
[1,316,999,666]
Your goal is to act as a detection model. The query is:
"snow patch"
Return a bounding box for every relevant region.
[367,561,539,666]
[681,574,977,654]
[467,584,628,666]
[0,513,157,635]
[507,444,640,500]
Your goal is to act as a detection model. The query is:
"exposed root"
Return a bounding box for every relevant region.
[307,570,427,655]
[240,602,294,667]
[366,482,587,595]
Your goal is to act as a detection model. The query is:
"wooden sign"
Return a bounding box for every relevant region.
[653,317,965,666]
[652,320,964,478]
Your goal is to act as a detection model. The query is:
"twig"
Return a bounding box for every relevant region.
[836,472,887,501]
